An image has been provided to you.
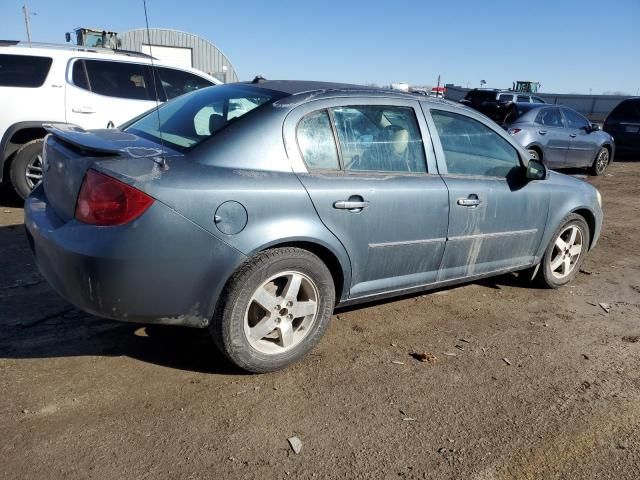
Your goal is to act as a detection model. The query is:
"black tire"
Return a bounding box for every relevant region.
[590,147,610,176]
[211,247,335,373]
[9,138,44,199]
[538,213,590,289]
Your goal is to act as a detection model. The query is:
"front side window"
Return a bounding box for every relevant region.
[431,110,521,177]
[83,60,155,100]
[0,54,52,87]
[532,96,545,104]
[126,84,285,151]
[156,67,214,100]
[535,108,564,127]
[331,105,426,173]
[297,110,340,170]
[562,108,589,129]
[499,94,514,102]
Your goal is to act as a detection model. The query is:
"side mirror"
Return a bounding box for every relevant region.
[590,123,600,132]
[525,159,547,181]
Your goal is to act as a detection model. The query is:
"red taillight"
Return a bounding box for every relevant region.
[508,128,522,135]
[75,169,154,226]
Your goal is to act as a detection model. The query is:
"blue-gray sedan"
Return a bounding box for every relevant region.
[506,104,615,175]
[25,81,603,372]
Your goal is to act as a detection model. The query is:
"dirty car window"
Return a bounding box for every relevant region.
[126,85,286,151]
[431,110,520,177]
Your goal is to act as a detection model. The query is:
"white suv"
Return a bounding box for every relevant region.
[0,41,221,198]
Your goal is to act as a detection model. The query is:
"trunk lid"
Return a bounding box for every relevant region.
[42,124,168,222]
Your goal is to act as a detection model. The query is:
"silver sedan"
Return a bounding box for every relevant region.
[506,104,615,175]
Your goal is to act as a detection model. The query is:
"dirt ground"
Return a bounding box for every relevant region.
[1,161,640,480]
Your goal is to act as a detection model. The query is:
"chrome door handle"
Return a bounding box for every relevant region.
[538,129,547,135]
[72,107,95,114]
[333,200,369,211]
[569,133,577,138]
[457,196,482,207]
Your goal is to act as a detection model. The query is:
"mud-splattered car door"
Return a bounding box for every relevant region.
[426,107,550,281]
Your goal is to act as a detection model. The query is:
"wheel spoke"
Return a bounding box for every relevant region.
[291,300,317,319]
[562,256,571,275]
[283,273,302,302]
[25,173,42,180]
[569,244,582,257]
[252,286,278,311]
[555,237,567,250]
[251,315,276,341]
[278,321,294,348]
[550,255,564,271]
[567,227,577,246]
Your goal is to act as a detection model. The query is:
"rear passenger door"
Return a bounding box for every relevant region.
[534,107,570,167]
[426,108,549,280]
[562,108,597,167]
[66,59,159,129]
[284,98,449,298]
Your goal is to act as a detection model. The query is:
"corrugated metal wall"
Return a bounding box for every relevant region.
[118,28,239,82]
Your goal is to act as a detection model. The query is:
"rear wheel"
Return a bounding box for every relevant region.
[538,214,590,288]
[590,147,610,176]
[9,139,45,199]
[211,247,335,373]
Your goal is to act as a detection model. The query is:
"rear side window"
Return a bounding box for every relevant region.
[608,100,640,122]
[0,54,52,87]
[431,110,520,178]
[331,105,426,173]
[297,110,340,170]
[532,96,545,104]
[83,60,155,100]
[155,67,213,100]
[562,108,589,129]
[535,108,563,127]
[517,95,531,103]
[498,94,514,102]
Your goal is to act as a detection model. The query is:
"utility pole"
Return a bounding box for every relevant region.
[22,2,32,44]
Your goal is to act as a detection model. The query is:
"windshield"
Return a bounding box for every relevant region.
[126,84,287,151]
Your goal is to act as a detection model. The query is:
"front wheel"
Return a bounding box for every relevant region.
[527,148,541,161]
[590,147,610,176]
[211,247,335,373]
[538,214,590,288]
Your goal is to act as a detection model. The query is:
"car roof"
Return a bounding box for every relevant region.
[245,79,461,107]
[0,41,221,84]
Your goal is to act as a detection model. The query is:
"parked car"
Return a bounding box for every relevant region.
[506,104,615,175]
[603,98,640,158]
[459,88,546,124]
[25,81,603,372]
[0,41,220,198]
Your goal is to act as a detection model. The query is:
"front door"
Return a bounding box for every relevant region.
[562,108,597,167]
[427,108,549,280]
[285,99,449,298]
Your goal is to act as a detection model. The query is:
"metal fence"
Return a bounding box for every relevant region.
[444,85,631,122]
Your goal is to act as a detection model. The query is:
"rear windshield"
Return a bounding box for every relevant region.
[125,84,287,152]
[0,54,52,87]
[608,100,640,122]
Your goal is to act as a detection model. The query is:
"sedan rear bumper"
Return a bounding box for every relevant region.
[24,185,246,327]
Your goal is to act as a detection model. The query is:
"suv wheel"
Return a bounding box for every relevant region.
[211,247,335,373]
[538,214,590,288]
[10,139,45,199]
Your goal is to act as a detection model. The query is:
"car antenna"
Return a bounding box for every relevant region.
[143,0,168,170]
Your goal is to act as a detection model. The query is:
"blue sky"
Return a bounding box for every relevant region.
[2,0,639,94]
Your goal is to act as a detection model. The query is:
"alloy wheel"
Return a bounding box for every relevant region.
[595,149,609,174]
[243,271,319,354]
[549,225,584,280]
[25,153,43,190]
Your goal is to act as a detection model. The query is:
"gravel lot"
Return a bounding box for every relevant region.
[1,162,639,479]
